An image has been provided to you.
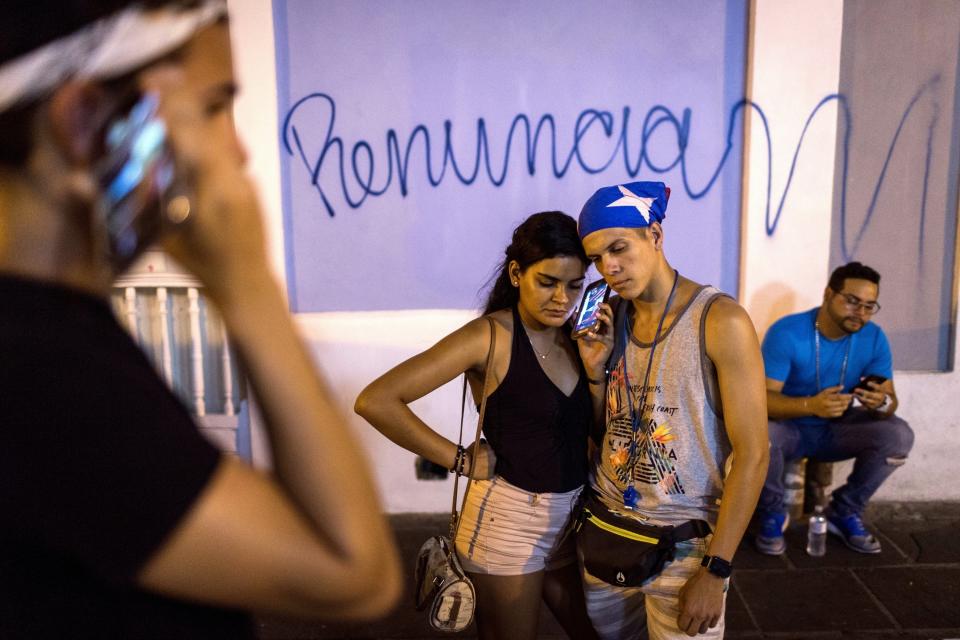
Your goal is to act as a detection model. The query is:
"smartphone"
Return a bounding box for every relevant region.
[94,92,177,271]
[571,279,610,339]
[853,374,887,393]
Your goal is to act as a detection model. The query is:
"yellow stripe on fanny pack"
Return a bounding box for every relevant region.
[586,511,659,545]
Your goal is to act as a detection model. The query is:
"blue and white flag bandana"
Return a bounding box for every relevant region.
[577,181,671,239]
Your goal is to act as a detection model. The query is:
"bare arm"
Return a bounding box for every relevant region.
[767,379,852,421]
[355,315,500,479]
[678,298,769,636]
[576,302,615,436]
[133,64,401,620]
[703,300,769,561]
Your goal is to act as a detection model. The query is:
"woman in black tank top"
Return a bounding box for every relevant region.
[356,212,598,640]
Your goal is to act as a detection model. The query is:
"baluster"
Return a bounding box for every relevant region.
[156,287,174,385]
[123,287,138,340]
[187,287,206,416]
[220,322,235,416]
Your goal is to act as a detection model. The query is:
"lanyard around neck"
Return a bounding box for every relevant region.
[814,318,851,392]
[620,269,679,508]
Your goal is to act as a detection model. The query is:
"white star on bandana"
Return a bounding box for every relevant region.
[606,185,656,223]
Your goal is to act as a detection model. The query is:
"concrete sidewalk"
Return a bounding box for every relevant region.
[258,502,960,639]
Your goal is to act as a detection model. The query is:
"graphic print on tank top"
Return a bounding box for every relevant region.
[604,360,685,496]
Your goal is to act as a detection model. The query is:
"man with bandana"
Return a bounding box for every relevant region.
[575,182,769,639]
[754,262,913,556]
[0,2,399,637]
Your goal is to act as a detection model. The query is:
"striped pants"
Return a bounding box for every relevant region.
[580,536,726,640]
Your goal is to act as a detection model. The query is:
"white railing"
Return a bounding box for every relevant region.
[111,250,246,456]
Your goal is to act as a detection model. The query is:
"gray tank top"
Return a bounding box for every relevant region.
[590,285,730,527]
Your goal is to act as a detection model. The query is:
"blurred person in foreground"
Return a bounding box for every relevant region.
[0,1,400,637]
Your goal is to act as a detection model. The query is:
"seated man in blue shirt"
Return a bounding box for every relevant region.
[755,262,913,555]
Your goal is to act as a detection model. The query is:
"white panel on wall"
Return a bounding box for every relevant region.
[274,0,749,312]
[741,0,844,338]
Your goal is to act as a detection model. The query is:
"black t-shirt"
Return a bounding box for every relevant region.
[0,276,254,639]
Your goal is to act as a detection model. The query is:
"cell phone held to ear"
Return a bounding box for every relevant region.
[571,279,611,340]
[94,91,183,272]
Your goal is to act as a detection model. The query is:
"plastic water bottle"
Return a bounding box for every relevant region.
[806,505,827,557]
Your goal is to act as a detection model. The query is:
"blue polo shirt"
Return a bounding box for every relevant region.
[761,308,893,426]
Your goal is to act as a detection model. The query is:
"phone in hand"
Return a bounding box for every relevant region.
[94,92,178,272]
[853,374,887,394]
[570,279,610,339]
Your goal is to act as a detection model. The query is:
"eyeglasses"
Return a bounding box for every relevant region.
[835,291,881,315]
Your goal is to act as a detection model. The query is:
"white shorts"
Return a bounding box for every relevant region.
[454,475,582,576]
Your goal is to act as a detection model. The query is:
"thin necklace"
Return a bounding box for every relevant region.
[526,331,555,360]
[814,319,851,391]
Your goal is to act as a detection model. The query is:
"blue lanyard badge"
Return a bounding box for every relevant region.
[619,269,678,509]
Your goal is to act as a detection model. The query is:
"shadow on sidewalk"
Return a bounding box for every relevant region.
[258,502,960,640]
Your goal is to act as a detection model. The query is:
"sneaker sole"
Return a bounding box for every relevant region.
[826,521,882,554]
[754,513,790,556]
[755,539,786,556]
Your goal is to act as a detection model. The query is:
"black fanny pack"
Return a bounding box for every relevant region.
[575,491,711,587]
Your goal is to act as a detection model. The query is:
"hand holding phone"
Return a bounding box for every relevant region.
[571,279,611,339]
[95,91,183,272]
[136,65,270,303]
[853,374,887,407]
[853,374,887,393]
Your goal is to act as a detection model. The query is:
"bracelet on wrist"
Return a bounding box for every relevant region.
[449,445,466,474]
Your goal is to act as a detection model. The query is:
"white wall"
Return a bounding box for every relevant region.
[230,0,960,509]
[740,0,843,333]
[295,310,480,512]
[228,0,285,284]
[742,0,960,501]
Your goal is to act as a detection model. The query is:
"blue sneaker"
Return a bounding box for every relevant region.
[825,509,882,554]
[755,511,788,555]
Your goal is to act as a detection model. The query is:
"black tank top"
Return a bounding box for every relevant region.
[481,305,592,493]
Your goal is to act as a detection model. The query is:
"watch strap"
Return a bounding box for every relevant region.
[701,554,733,578]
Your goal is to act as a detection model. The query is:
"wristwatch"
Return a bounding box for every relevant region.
[701,554,733,578]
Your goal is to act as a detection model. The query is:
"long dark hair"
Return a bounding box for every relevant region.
[482,211,588,314]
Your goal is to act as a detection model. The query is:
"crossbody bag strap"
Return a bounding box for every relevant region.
[448,316,497,539]
[669,519,713,543]
[584,492,712,543]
